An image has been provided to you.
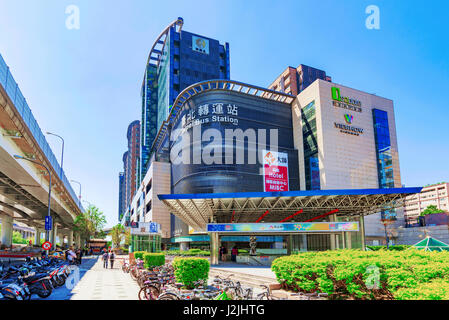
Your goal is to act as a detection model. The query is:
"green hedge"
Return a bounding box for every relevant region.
[271,249,449,300]
[133,251,146,260]
[143,253,165,269]
[366,245,411,251]
[165,249,210,256]
[172,257,210,289]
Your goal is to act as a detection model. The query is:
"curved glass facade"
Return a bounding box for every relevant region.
[169,90,300,195]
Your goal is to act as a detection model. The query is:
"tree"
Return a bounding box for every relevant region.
[124,228,131,247]
[12,231,27,244]
[420,205,445,216]
[111,224,125,248]
[73,205,107,240]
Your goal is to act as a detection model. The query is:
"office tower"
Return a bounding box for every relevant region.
[268,64,331,96]
[140,17,230,181]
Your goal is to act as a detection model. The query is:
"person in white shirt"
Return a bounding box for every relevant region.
[67,246,77,264]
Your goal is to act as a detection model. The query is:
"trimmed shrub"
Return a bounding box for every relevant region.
[367,245,411,251]
[271,249,449,300]
[165,249,210,256]
[172,257,210,289]
[143,253,165,269]
[133,251,146,260]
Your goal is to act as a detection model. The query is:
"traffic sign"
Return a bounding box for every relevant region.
[45,216,52,231]
[42,241,52,251]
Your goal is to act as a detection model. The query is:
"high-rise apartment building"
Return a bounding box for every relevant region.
[123,151,130,209]
[268,64,331,96]
[140,17,230,181]
[119,120,140,218]
[403,182,449,225]
[127,120,140,202]
[118,172,125,221]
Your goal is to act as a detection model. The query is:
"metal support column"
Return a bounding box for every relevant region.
[359,214,366,251]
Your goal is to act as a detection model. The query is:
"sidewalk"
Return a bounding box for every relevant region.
[70,256,140,300]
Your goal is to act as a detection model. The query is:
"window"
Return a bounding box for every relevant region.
[146,201,152,213]
[146,180,152,194]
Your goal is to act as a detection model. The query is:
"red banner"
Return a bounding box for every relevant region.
[263,150,289,192]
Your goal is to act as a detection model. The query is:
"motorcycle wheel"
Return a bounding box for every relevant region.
[55,276,66,287]
[36,287,52,298]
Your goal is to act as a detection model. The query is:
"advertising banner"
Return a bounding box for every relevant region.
[207,222,359,233]
[263,150,289,192]
[130,222,161,235]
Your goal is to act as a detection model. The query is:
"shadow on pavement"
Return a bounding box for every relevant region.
[32,255,99,300]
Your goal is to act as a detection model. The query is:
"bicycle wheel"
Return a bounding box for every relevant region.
[138,285,160,300]
[130,268,139,281]
[157,292,180,300]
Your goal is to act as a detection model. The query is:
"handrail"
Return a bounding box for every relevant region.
[0,53,84,213]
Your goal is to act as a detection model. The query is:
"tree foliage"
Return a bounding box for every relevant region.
[73,205,107,240]
[111,224,125,248]
[420,205,445,216]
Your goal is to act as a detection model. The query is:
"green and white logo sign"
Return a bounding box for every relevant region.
[331,87,362,107]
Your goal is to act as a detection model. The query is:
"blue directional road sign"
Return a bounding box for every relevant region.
[45,216,52,231]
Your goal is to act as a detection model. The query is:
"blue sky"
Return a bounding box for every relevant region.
[0,0,448,227]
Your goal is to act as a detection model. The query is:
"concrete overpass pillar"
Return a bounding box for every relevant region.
[50,222,58,246]
[34,227,42,245]
[75,233,81,248]
[68,231,74,248]
[1,215,13,247]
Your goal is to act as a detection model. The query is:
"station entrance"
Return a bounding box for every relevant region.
[159,187,422,265]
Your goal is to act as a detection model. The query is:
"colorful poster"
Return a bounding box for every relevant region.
[130,222,160,235]
[263,150,289,192]
[207,222,359,233]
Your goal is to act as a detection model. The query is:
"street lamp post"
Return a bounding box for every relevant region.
[14,155,52,251]
[381,219,394,250]
[71,180,81,208]
[46,132,64,179]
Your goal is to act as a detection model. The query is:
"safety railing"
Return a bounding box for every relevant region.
[0,53,84,212]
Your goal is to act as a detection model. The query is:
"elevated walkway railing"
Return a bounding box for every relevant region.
[0,53,83,212]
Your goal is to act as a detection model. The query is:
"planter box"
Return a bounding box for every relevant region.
[423,213,449,226]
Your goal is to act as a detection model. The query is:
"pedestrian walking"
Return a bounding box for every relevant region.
[102,250,109,268]
[231,246,238,262]
[109,250,115,269]
[218,245,223,261]
[67,246,77,265]
[77,248,83,265]
[222,246,228,262]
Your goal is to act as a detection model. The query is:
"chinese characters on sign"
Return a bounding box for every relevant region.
[182,103,239,129]
[263,150,289,192]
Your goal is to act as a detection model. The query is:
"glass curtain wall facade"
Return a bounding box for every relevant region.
[141,65,158,184]
[140,22,230,183]
[130,234,161,252]
[302,101,321,190]
[372,108,395,220]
